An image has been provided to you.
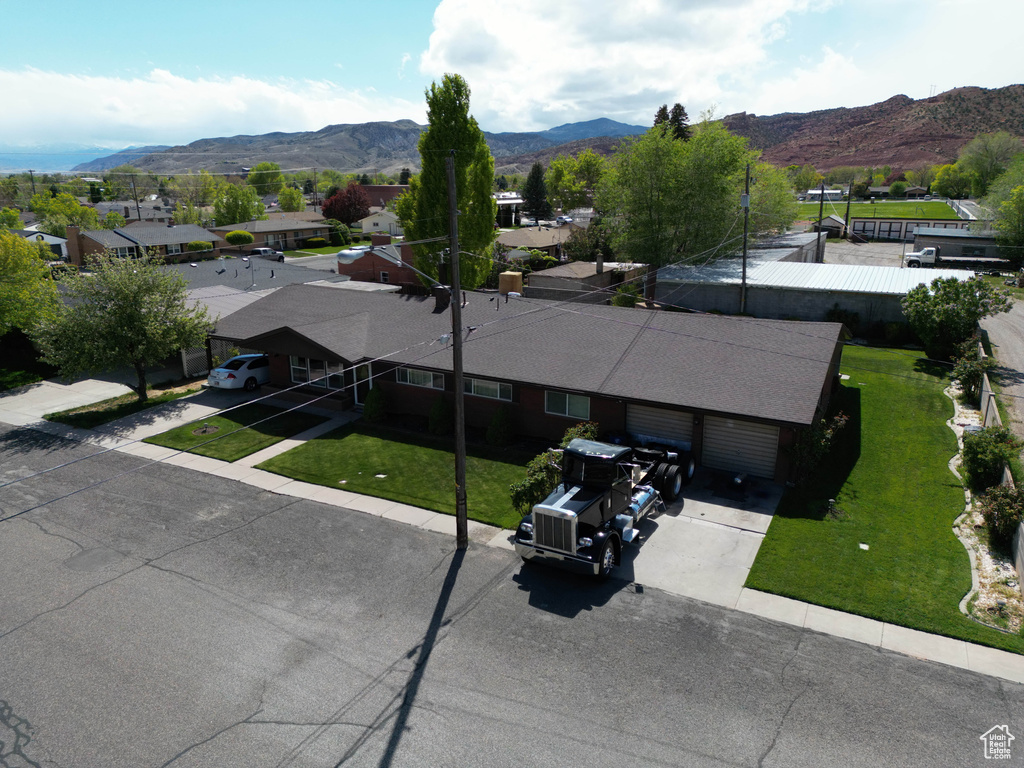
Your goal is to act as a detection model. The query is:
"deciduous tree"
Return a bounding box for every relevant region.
[30,193,100,238]
[932,163,973,199]
[212,184,266,226]
[958,131,1023,197]
[247,162,284,196]
[32,251,210,402]
[546,149,605,212]
[901,276,1012,359]
[322,183,371,226]
[395,73,496,288]
[0,207,20,229]
[993,185,1024,267]
[171,170,220,207]
[0,230,57,335]
[278,186,304,212]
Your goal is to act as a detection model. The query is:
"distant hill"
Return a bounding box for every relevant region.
[73,119,647,176]
[68,145,171,172]
[65,86,1024,177]
[723,85,1024,171]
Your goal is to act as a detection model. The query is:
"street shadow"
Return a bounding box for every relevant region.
[330,549,466,768]
[0,426,77,456]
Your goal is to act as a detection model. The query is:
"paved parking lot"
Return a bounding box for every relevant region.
[822,240,908,266]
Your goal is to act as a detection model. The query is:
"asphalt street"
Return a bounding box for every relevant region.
[0,423,1020,767]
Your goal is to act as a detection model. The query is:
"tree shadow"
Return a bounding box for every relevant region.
[0,426,78,457]
[775,385,862,521]
[913,357,951,379]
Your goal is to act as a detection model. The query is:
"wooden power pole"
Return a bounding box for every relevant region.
[445,152,469,550]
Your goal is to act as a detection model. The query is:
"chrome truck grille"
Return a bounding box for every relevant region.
[533,510,575,554]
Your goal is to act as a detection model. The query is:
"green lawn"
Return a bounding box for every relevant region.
[981,274,1024,299]
[797,200,960,220]
[747,345,1024,654]
[0,330,57,392]
[144,404,328,462]
[45,386,202,429]
[257,424,532,529]
[284,246,341,257]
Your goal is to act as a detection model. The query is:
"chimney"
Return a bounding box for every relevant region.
[596,253,604,274]
[123,206,130,219]
[433,285,451,313]
[371,233,391,247]
[65,226,82,266]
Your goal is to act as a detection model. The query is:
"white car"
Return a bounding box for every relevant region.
[207,354,271,391]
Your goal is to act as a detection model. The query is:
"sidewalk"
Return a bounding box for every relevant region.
[2,378,1024,685]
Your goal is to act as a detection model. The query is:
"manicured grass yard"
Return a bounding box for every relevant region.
[145,404,327,462]
[796,200,960,220]
[45,385,202,429]
[257,424,532,529]
[747,345,1024,654]
[284,246,342,257]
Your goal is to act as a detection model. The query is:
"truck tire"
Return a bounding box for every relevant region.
[597,538,617,580]
[679,452,697,485]
[653,462,669,491]
[907,260,920,268]
[662,465,682,502]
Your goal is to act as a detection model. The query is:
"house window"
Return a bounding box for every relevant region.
[396,367,444,389]
[379,271,389,283]
[290,356,310,384]
[464,378,512,401]
[112,246,134,258]
[166,243,182,255]
[327,361,346,390]
[545,391,590,419]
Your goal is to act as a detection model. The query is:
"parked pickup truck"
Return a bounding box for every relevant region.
[514,438,695,579]
[251,247,284,260]
[903,246,1006,271]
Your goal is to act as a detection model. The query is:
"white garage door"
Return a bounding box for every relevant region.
[702,416,779,479]
[626,404,694,448]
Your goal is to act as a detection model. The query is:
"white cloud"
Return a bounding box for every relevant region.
[1,68,425,147]
[420,0,823,130]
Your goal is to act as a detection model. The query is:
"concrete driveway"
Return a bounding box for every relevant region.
[613,469,782,608]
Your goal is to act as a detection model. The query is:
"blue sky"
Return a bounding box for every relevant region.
[3,0,1021,157]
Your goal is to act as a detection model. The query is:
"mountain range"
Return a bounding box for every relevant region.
[28,84,1024,177]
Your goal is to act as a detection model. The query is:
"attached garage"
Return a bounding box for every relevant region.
[701,416,779,479]
[626,404,694,449]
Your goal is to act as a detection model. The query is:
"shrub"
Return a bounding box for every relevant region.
[951,336,994,402]
[825,303,860,335]
[976,485,1024,553]
[962,425,1022,491]
[361,386,387,423]
[509,422,600,514]
[789,411,850,485]
[186,240,212,252]
[224,230,255,247]
[486,405,516,446]
[428,396,454,435]
[611,284,640,308]
[305,237,327,248]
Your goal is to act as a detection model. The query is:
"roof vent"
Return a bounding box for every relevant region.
[433,285,451,313]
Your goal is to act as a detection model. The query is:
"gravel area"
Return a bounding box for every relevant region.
[822,239,909,266]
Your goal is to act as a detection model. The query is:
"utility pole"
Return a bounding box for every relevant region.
[843,178,853,240]
[130,174,141,221]
[740,163,750,314]
[446,151,469,551]
[816,180,826,262]
[28,169,36,196]
[312,167,319,208]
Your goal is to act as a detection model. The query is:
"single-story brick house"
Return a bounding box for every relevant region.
[208,217,328,251]
[65,224,220,265]
[336,234,419,287]
[211,285,845,482]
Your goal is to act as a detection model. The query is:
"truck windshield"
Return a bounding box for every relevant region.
[563,454,613,484]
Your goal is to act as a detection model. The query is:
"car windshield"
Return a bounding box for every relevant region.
[223,358,248,371]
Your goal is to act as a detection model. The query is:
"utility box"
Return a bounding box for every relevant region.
[498,271,523,295]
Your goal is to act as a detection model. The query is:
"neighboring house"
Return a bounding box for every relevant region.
[525,259,649,304]
[210,284,845,482]
[849,216,969,242]
[495,192,524,227]
[8,229,67,259]
[912,227,1004,259]
[358,185,410,210]
[208,216,327,251]
[496,225,576,259]
[336,234,419,287]
[355,210,403,236]
[93,201,173,224]
[64,223,220,265]
[281,210,325,222]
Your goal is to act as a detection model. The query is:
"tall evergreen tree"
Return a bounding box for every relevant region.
[395,74,496,289]
[668,103,690,141]
[522,162,553,221]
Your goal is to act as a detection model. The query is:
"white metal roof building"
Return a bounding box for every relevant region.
[656,258,975,328]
